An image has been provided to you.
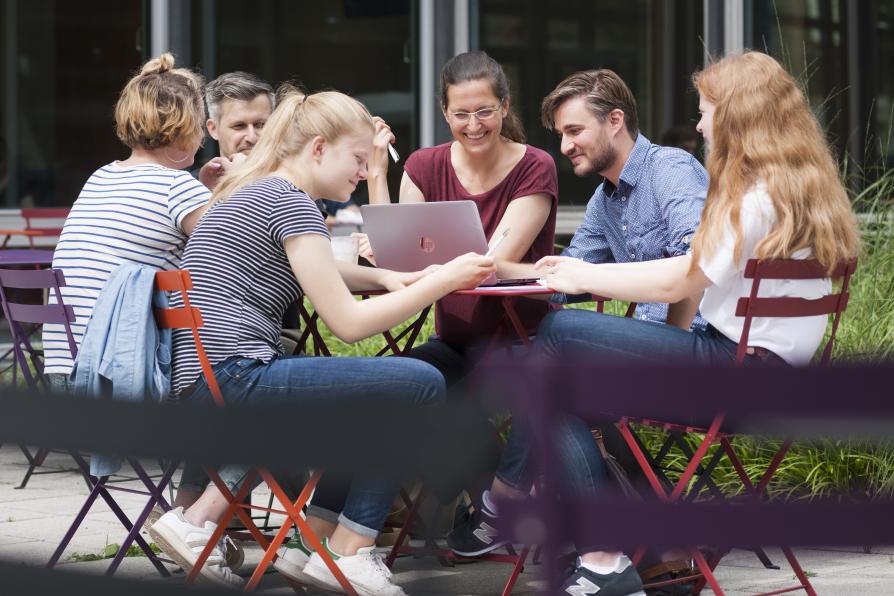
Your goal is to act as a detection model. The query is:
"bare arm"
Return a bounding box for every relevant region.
[287,234,495,343]
[335,260,434,293]
[666,292,702,330]
[488,193,552,279]
[536,254,712,305]
[180,203,210,236]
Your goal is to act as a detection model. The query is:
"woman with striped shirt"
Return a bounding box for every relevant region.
[43,53,213,382]
[150,88,495,594]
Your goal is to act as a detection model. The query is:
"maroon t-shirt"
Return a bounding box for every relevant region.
[404,142,558,348]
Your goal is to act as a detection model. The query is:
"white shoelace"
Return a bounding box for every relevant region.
[363,551,394,581]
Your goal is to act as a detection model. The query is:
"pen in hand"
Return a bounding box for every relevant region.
[387,143,400,163]
[485,228,510,258]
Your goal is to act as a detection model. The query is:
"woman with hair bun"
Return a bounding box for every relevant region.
[149,87,495,594]
[43,53,212,384]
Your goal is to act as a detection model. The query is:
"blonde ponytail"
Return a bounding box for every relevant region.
[211,87,374,205]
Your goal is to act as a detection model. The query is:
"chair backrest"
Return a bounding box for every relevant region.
[735,257,858,365]
[153,270,225,406]
[0,267,78,387]
[21,208,70,232]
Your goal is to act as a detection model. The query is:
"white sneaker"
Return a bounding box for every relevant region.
[273,532,312,582]
[148,507,243,588]
[302,541,407,596]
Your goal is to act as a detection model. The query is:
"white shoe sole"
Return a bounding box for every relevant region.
[449,539,511,558]
[273,555,313,584]
[302,562,362,595]
[148,521,243,589]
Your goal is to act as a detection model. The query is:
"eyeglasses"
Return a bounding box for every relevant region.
[449,106,501,123]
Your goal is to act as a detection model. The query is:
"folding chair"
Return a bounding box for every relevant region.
[0,267,93,490]
[155,269,358,593]
[614,257,858,596]
[45,267,180,576]
[0,207,69,248]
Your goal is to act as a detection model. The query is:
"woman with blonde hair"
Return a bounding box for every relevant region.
[149,87,495,594]
[43,53,212,385]
[478,51,861,594]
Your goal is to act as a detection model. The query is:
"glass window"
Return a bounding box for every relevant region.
[186,0,413,203]
[478,0,703,207]
[2,0,144,207]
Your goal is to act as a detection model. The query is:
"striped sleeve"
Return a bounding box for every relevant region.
[268,189,330,247]
[168,171,210,231]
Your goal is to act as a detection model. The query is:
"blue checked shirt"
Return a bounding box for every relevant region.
[557,134,709,329]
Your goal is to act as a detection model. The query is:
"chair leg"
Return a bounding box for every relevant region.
[500,546,530,596]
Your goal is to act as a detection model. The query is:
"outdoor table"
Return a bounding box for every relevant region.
[0,249,54,268]
[455,283,555,349]
[294,289,432,357]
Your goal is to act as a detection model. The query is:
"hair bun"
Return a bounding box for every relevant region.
[140,53,176,76]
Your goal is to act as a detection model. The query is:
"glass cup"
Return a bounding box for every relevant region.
[330,235,359,265]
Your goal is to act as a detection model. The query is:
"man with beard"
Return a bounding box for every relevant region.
[199,71,275,185]
[542,68,708,329]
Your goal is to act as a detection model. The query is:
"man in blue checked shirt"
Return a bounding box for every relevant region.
[542,69,708,330]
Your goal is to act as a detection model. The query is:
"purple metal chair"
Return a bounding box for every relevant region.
[42,269,179,577]
[0,267,87,489]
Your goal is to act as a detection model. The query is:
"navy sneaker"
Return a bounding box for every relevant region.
[446,502,508,557]
[561,558,646,596]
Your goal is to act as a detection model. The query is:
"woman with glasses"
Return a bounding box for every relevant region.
[366,50,558,387]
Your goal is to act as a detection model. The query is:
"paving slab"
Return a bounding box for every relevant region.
[1,444,893,594]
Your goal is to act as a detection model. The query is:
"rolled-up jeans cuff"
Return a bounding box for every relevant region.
[494,471,530,494]
[306,505,340,525]
[217,464,255,493]
[337,513,378,539]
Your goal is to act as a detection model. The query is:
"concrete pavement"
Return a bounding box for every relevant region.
[1,445,891,595]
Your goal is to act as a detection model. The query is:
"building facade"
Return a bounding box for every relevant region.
[2,0,892,209]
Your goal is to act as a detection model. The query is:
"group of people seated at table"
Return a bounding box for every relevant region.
[40,45,859,596]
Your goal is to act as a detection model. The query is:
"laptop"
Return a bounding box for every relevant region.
[361,201,543,288]
[361,201,489,272]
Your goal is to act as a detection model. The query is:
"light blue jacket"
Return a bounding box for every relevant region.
[70,264,170,476]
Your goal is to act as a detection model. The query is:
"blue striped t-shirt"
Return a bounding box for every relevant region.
[170,176,329,396]
[42,162,209,374]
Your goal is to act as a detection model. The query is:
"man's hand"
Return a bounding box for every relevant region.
[379,265,441,292]
[198,153,247,190]
[535,255,593,295]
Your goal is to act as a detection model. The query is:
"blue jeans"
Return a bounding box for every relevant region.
[184,354,446,538]
[497,309,784,497]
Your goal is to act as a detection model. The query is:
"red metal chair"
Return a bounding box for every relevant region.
[615,257,858,596]
[155,269,358,594]
[0,207,69,248]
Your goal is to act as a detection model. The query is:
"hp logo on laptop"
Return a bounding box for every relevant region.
[420,236,435,253]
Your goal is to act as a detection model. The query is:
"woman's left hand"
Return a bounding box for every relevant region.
[535,255,593,295]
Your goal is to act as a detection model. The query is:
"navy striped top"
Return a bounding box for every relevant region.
[170,176,329,395]
[43,162,209,374]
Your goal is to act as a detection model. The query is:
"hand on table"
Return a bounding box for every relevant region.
[535,255,592,295]
[438,253,496,290]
